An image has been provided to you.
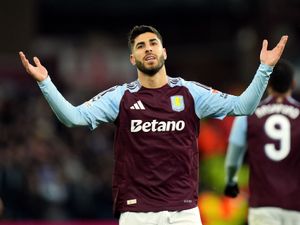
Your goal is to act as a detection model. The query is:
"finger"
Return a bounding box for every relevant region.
[33,56,41,66]
[279,35,288,49]
[274,35,288,56]
[262,39,268,52]
[276,35,288,49]
[19,51,25,62]
[280,35,288,44]
[19,51,30,68]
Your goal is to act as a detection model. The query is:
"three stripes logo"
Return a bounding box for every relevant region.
[130,100,145,110]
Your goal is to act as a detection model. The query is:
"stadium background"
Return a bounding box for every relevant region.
[1,0,300,224]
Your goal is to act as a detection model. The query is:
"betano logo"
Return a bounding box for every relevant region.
[131,119,185,132]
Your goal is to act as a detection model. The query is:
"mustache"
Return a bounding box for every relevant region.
[135,55,165,76]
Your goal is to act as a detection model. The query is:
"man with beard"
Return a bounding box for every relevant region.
[19,25,288,225]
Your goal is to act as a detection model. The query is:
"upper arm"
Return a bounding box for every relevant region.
[183,81,239,119]
[77,85,125,130]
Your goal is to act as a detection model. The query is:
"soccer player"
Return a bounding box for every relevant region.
[224,59,300,224]
[19,25,287,225]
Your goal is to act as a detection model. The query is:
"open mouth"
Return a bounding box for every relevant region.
[144,54,156,62]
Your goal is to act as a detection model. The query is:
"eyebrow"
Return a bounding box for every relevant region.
[135,38,159,48]
[149,38,158,43]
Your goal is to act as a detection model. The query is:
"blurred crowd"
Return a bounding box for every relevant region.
[0,81,116,219]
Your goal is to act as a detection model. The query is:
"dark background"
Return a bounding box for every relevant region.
[2,0,300,88]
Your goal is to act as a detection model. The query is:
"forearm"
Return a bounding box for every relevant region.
[225,143,246,183]
[226,166,239,184]
[232,64,273,115]
[38,76,88,127]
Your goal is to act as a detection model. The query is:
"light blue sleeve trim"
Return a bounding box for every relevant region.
[182,80,228,119]
[227,116,247,167]
[183,64,272,119]
[38,76,124,129]
[38,76,88,127]
[229,64,273,116]
[225,116,248,183]
[225,143,246,183]
[229,116,247,146]
[77,84,126,130]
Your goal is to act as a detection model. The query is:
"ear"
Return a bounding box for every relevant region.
[130,54,136,65]
[163,48,167,60]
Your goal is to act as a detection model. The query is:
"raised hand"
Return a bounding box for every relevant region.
[19,51,48,82]
[260,35,288,67]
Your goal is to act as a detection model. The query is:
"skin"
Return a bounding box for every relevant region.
[130,32,168,88]
[19,34,288,88]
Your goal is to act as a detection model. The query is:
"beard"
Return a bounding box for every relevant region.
[135,54,165,76]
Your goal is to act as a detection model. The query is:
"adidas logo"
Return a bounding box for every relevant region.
[130,100,145,110]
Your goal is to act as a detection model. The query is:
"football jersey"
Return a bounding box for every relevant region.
[82,77,238,214]
[246,96,300,210]
[112,79,200,213]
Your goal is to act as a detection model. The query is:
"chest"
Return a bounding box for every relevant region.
[120,86,195,121]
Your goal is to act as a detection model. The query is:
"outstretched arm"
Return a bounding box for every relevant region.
[190,36,289,119]
[232,35,289,115]
[19,52,122,128]
[19,51,88,127]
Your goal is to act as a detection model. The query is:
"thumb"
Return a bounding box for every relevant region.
[33,56,42,66]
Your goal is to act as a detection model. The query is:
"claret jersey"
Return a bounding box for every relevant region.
[113,79,200,213]
[247,96,300,211]
[81,77,230,214]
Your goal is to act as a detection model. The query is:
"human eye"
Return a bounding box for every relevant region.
[151,41,158,46]
[136,43,144,49]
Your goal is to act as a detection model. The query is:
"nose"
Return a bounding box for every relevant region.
[145,44,152,53]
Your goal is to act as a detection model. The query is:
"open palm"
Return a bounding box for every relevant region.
[19,51,48,82]
[260,35,288,67]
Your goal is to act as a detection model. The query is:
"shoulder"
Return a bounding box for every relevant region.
[287,96,300,107]
[89,80,141,102]
[168,76,211,91]
[125,80,142,93]
[168,76,183,86]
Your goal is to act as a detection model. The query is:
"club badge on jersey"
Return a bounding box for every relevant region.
[171,95,185,112]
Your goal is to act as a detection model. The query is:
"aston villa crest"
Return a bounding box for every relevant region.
[170,95,185,112]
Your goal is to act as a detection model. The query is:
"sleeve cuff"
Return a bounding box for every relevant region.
[258,63,274,76]
[37,76,51,88]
